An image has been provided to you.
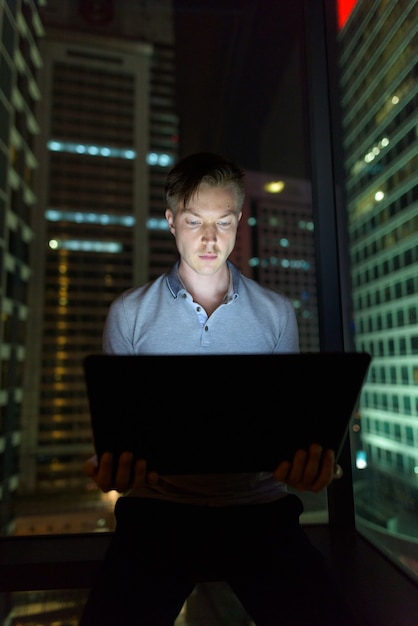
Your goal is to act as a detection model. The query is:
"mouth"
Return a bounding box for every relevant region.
[199,253,218,260]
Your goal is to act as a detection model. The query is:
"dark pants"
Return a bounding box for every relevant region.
[79,494,355,626]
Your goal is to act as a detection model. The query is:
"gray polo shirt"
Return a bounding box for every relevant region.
[104,261,299,356]
[103,261,299,505]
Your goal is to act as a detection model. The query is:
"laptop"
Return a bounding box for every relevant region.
[83,352,371,475]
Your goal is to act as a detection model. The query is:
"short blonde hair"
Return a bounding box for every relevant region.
[165,152,245,215]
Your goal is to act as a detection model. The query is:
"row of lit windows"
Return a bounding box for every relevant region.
[369,363,417,386]
[347,99,416,194]
[352,230,417,277]
[353,271,416,300]
[364,417,416,443]
[48,239,122,253]
[248,256,311,271]
[350,180,418,244]
[366,444,418,477]
[48,140,175,167]
[39,400,90,413]
[48,140,135,160]
[357,335,418,357]
[45,208,169,232]
[356,306,417,332]
[362,392,416,416]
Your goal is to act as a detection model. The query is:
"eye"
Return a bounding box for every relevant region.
[218,220,231,227]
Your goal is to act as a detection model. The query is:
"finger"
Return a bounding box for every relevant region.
[92,452,115,492]
[147,470,159,486]
[113,451,135,493]
[297,443,324,488]
[273,459,292,483]
[309,448,336,492]
[273,448,310,486]
[273,449,309,488]
[131,458,148,490]
[285,448,309,486]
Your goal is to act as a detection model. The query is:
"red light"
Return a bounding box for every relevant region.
[337,0,358,30]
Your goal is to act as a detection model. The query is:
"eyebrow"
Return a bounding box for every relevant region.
[180,208,238,218]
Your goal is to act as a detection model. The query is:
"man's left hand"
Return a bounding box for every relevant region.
[273,443,343,492]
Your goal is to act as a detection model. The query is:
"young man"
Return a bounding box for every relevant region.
[80,152,351,626]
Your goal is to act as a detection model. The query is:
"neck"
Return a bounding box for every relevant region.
[178,262,230,314]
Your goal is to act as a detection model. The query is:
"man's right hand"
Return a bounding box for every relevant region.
[83,451,159,493]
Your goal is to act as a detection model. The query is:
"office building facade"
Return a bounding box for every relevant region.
[16,1,179,533]
[339,0,418,537]
[0,0,46,534]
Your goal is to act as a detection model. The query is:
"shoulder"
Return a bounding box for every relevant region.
[108,273,168,313]
[231,268,299,352]
[237,271,294,309]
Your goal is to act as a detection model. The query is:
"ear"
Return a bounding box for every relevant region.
[165,208,176,235]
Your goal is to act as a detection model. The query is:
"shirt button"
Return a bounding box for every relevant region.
[181,293,187,299]
[204,325,209,332]
[196,306,201,312]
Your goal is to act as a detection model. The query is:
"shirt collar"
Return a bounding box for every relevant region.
[166,260,240,300]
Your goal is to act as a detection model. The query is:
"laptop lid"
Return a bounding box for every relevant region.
[83,352,371,475]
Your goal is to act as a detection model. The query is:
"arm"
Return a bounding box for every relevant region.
[102,292,136,354]
[273,443,343,493]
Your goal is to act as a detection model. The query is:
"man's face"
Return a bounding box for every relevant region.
[165,183,242,277]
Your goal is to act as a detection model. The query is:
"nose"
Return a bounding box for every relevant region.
[201,224,217,242]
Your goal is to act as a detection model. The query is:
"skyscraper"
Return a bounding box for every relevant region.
[339,0,418,537]
[0,0,46,535]
[17,1,179,532]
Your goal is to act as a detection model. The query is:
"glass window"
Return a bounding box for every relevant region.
[1,0,329,543]
[1,4,417,621]
[338,0,418,584]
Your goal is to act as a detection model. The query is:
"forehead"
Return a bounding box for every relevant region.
[181,184,239,214]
